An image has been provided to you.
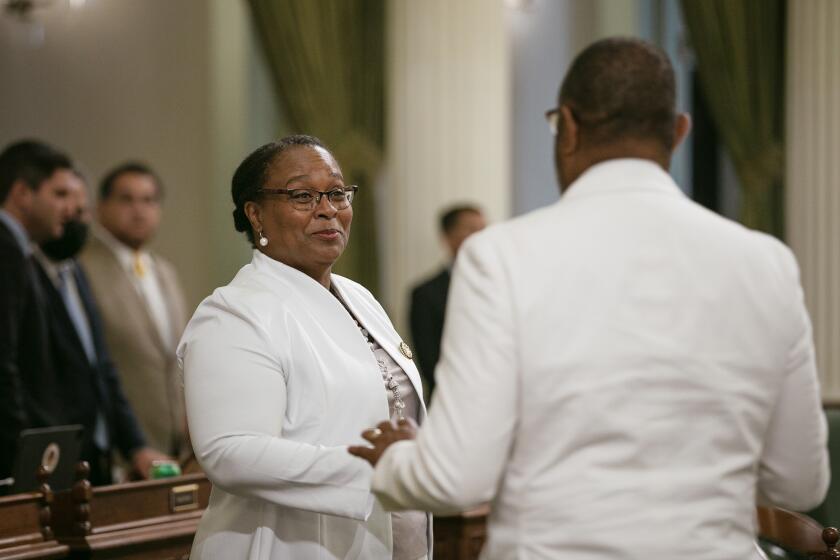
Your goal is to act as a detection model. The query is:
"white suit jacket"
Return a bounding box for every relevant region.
[372,159,830,560]
[177,250,428,559]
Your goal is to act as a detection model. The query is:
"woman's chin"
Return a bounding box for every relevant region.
[313,245,346,265]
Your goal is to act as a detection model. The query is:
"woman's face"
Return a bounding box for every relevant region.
[252,146,352,280]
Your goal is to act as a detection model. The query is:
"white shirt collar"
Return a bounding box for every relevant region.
[32,246,74,288]
[561,158,685,202]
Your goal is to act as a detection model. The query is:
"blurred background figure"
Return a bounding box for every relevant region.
[0,139,75,481]
[409,205,485,397]
[79,163,189,459]
[35,172,169,484]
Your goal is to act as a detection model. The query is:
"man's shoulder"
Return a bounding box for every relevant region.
[0,220,25,258]
[411,268,449,298]
[149,250,179,277]
[0,231,23,262]
[78,234,114,267]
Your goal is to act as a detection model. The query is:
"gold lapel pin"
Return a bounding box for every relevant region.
[399,341,413,360]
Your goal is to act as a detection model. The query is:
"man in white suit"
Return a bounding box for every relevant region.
[350,38,830,559]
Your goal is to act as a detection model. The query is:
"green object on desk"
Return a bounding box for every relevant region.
[150,461,181,479]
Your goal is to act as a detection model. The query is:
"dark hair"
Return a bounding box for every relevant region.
[99,162,164,201]
[440,204,482,235]
[231,134,327,245]
[0,140,73,204]
[559,37,677,150]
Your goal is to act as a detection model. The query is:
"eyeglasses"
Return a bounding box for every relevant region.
[545,108,560,136]
[259,185,358,211]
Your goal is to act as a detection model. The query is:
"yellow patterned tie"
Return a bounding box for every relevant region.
[133,252,146,278]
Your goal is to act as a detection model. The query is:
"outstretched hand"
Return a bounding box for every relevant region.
[348,418,418,467]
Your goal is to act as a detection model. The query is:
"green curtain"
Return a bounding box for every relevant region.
[246,0,384,295]
[681,0,786,237]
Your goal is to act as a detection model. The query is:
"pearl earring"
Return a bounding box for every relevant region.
[258,230,268,247]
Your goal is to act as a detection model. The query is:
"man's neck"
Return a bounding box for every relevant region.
[586,142,670,173]
[96,225,145,253]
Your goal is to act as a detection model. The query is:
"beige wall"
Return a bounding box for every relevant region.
[0,0,277,312]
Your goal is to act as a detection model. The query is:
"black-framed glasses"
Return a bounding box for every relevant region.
[545,108,560,136]
[259,185,358,211]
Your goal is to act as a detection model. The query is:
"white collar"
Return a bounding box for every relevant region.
[32,246,73,287]
[561,158,685,202]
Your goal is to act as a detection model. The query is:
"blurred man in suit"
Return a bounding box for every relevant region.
[80,163,189,458]
[0,140,75,480]
[352,38,829,559]
[409,205,485,396]
[36,175,170,484]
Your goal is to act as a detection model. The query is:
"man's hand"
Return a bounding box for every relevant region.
[131,447,172,479]
[348,418,418,467]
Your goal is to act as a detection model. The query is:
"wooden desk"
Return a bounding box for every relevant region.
[52,464,210,560]
[433,506,489,560]
[0,470,68,560]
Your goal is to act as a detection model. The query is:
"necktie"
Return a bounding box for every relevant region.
[58,266,109,451]
[133,252,146,278]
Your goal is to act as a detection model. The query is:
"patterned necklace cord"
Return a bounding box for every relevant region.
[334,290,407,421]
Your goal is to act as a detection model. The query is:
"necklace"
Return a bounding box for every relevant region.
[332,289,406,420]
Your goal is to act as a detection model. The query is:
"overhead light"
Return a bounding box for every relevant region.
[505,0,534,11]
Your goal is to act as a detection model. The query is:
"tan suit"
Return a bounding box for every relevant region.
[79,233,189,455]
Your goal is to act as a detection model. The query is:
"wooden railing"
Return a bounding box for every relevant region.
[3,465,838,560]
[50,462,210,560]
[0,468,68,560]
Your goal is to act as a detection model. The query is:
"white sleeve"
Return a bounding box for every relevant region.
[372,233,518,513]
[182,300,375,520]
[757,251,830,511]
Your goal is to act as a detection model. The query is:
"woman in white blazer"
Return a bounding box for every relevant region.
[177,135,430,560]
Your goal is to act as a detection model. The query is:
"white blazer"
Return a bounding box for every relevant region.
[177,250,428,560]
[371,159,830,560]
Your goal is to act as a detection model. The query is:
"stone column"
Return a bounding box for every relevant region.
[786,0,840,400]
[384,0,511,331]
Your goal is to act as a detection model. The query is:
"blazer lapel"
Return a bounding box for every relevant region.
[93,236,169,359]
[153,257,187,351]
[331,278,427,419]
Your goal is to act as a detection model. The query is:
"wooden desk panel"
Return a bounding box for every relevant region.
[0,479,68,560]
[52,465,210,560]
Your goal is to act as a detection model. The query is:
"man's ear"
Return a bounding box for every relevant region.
[5,179,33,210]
[673,112,692,152]
[559,105,580,155]
[244,200,263,234]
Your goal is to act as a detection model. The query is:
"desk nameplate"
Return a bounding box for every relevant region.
[170,483,199,513]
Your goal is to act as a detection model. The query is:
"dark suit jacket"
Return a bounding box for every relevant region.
[409,267,451,396]
[35,260,146,482]
[0,221,63,479]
